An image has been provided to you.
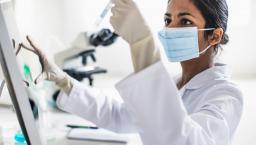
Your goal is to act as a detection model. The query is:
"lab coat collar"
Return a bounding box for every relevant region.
[179,63,232,90]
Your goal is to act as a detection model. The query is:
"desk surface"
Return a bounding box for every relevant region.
[0,107,142,145]
[0,76,142,145]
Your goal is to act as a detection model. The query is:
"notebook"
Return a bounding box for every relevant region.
[67,128,129,144]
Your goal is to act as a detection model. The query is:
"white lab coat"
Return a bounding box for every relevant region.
[56,61,243,145]
[57,34,243,145]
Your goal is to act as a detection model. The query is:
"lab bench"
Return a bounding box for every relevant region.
[0,76,141,145]
[0,106,142,145]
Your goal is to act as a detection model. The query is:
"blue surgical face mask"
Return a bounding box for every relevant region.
[158,27,215,62]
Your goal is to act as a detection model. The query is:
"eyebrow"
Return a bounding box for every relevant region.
[178,12,194,17]
[164,13,171,17]
[164,12,194,18]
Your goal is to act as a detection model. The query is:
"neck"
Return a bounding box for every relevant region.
[177,58,214,89]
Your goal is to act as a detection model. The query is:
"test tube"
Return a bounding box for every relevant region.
[93,1,113,29]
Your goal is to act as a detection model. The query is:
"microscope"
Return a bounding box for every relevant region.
[54,0,117,86]
[52,28,118,103]
[52,0,117,103]
[54,28,118,86]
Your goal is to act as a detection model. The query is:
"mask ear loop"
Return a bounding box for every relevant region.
[198,28,216,55]
[198,28,215,31]
[199,45,212,55]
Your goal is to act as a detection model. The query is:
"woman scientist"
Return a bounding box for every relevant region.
[20,0,243,144]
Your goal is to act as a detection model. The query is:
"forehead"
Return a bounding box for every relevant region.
[167,0,201,16]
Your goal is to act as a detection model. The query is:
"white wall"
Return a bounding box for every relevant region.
[15,0,65,49]
[60,0,182,76]
[13,0,179,77]
[57,0,256,77]
[12,0,256,75]
[232,79,256,145]
[14,0,66,77]
[223,0,256,77]
[61,0,134,76]
[13,0,256,77]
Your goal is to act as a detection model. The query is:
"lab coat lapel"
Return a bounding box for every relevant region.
[183,63,231,90]
[172,63,231,98]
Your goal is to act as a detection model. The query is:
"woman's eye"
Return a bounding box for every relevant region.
[180,19,193,25]
[164,18,172,26]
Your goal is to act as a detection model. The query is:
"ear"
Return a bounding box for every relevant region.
[208,28,224,45]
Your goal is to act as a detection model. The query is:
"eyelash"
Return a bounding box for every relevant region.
[164,18,193,26]
[164,18,171,26]
[180,18,193,26]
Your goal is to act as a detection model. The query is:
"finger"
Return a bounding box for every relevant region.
[111,6,128,16]
[120,0,130,5]
[111,9,127,22]
[12,39,16,49]
[20,40,45,71]
[20,43,37,54]
[20,42,45,73]
[21,36,45,67]
[111,5,125,14]
[26,36,44,56]
[23,80,30,87]
[110,15,124,31]
[34,72,47,84]
[112,0,127,6]
[12,39,22,55]
[15,43,22,55]
[111,7,118,18]
[110,15,120,28]
[25,36,46,70]
[111,3,129,21]
[25,36,47,82]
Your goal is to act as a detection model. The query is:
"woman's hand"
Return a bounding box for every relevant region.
[110,0,152,45]
[20,36,73,95]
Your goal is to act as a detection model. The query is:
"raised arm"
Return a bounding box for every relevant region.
[110,0,160,72]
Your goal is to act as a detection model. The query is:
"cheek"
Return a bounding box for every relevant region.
[197,31,207,51]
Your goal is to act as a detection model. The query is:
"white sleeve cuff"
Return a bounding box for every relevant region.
[56,80,83,110]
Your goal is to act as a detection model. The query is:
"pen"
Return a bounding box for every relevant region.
[66,124,98,129]
[0,80,5,96]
